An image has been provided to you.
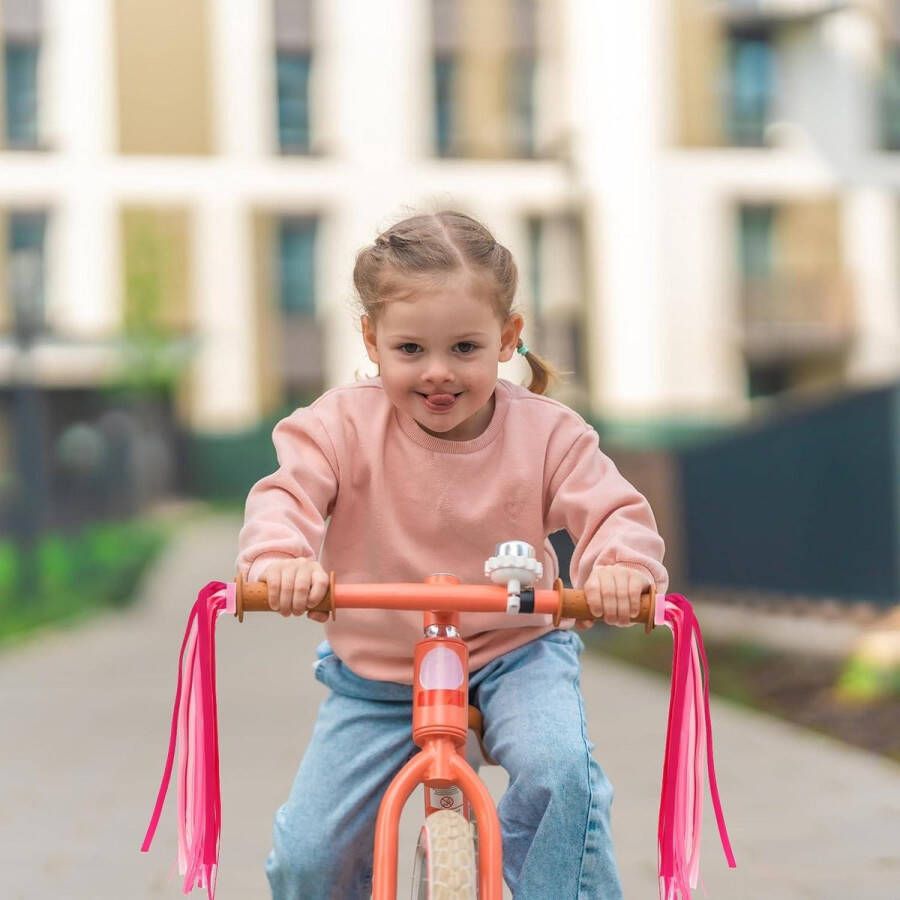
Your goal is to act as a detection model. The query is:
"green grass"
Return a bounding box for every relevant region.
[0,519,169,647]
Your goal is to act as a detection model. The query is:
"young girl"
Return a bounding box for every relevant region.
[237,210,668,899]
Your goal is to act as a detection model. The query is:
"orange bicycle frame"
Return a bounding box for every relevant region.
[234,570,655,899]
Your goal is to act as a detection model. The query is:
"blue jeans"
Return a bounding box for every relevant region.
[266,630,624,899]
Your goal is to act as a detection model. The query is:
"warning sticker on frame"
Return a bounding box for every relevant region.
[429,786,463,811]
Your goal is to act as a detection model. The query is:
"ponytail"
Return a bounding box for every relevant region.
[516,337,567,395]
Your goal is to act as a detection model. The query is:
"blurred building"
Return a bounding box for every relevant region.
[0,0,899,451]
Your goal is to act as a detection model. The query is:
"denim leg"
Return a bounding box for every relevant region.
[266,650,416,900]
[470,630,624,900]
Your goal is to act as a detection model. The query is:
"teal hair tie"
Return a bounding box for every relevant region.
[517,341,530,356]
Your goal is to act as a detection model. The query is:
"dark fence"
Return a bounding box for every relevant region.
[183,396,320,505]
[0,387,184,537]
[677,382,900,606]
[186,417,283,504]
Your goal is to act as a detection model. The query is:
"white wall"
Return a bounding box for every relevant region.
[564,0,669,418]
[843,189,900,383]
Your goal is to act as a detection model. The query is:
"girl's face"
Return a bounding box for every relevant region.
[361,274,523,441]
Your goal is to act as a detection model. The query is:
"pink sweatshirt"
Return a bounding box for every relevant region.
[236,376,668,683]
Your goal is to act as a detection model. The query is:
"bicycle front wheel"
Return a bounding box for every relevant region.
[411,809,477,899]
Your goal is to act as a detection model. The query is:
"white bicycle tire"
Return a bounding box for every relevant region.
[410,809,477,899]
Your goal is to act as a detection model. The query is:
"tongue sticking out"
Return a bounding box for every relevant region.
[423,393,457,411]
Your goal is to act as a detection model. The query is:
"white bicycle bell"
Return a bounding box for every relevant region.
[484,540,543,614]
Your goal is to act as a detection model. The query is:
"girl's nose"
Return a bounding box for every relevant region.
[422,356,455,383]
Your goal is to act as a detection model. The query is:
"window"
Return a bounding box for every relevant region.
[276,52,311,151]
[434,56,456,157]
[525,214,586,385]
[509,0,537,157]
[430,0,539,158]
[9,211,47,341]
[274,0,313,153]
[747,362,790,399]
[509,54,536,157]
[738,205,774,280]
[272,215,322,396]
[725,29,774,147]
[882,46,900,150]
[527,217,543,318]
[432,0,459,157]
[3,0,42,149]
[278,218,316,315]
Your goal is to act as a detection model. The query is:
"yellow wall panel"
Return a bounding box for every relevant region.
[458,0,511,158]
[672,0,723,147]
[778,199,842,277]
[114,0,212,154]
[252,211,280,415]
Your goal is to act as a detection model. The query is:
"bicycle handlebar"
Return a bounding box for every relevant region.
[234,574,656,633]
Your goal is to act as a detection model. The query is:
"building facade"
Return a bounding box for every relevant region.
[0,0,898,449]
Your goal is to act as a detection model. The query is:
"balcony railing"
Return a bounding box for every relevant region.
[711,0,838,24]
[724,87,770,147]
[740,273,854,362]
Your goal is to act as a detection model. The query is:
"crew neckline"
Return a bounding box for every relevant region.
[394,379,512,454]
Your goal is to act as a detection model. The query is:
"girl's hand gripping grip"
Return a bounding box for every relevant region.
[554,581,656,634]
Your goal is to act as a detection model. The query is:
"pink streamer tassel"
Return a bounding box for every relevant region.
[657,593,737,899]
[141,581,235,899]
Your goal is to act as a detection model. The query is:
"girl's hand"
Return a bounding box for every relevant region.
[259,557,331,622]
[582,564,653,628]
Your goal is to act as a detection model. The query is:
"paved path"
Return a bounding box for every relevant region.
[2,512,898,898]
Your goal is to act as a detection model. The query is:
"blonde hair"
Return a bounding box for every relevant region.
[352,210,562,395]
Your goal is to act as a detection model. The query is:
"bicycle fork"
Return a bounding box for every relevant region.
[371,579,504,899]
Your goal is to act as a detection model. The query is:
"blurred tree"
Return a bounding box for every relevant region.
[106,209,196,401]
[98,211,195,516]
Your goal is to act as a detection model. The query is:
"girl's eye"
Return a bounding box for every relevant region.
[395,342,478,355]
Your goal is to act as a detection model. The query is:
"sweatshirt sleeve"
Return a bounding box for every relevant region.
[544,424,668,595]
[235,406,340,583]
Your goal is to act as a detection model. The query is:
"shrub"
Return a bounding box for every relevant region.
[0,519,168,646]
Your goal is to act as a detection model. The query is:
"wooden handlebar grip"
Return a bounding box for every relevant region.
[234,571,335,622]
[554,579,656,633]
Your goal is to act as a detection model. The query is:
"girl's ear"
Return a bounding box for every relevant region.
[361,315,379,364]
[499,313,525,363]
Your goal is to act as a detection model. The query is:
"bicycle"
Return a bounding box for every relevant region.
[142,539,735,899]
[234,539,656,899]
